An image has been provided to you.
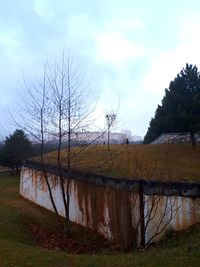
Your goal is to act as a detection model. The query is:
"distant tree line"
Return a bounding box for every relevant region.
[0,129,58,174]
[0,129,32,174]
[144,64,200,146]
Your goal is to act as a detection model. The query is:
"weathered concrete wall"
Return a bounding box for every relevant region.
[20,167,140,249]
[20,161,200,249]
[151,132,200,144]
[144,195,200,245]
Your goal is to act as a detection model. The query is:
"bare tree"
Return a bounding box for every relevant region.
[12,52,104,237]
[143,194,181,247]
[12,63,66,231]
[45,53,102,236]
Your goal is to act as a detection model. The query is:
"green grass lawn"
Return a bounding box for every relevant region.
[1,175,200,267]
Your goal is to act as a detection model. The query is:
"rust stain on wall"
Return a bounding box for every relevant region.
[32,171,38,189]
[106,188,138,249]
[41,175,47,192]
[73,179,138,249]
[51,175,58,188]
[74,179,106,230]
[189,198,197,226]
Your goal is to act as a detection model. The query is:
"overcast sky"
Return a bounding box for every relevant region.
[1,0,200,137]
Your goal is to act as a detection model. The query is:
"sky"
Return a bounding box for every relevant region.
[1,0,200,138]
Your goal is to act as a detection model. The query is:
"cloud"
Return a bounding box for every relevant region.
[33,0,56,20]
[96,31,144,63]
[67,14,96,51]
[0,29,20,50]
[0,22,20,60]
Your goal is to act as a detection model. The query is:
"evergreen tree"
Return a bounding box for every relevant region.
[1,129,32,174]
[144,64,200,146]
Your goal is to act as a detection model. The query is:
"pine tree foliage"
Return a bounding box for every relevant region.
[144,64,200,145]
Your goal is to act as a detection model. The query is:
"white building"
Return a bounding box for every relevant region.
[48,131,127,145]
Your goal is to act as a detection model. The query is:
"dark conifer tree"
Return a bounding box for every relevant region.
[144,64,200,146]
[1,129,32,174]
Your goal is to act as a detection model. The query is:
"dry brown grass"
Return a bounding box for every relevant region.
[39,143,200,182]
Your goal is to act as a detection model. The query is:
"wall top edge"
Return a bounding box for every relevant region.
[22,159,200,197]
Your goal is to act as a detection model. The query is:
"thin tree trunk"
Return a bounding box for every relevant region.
[41,156,64,231]
[108,127,110,151]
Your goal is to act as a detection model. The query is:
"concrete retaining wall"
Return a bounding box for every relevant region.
[151,133,200,144]
[20,161,200,249]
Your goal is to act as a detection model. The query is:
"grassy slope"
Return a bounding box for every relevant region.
[44,143,200,182]
[1,175,200,266]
